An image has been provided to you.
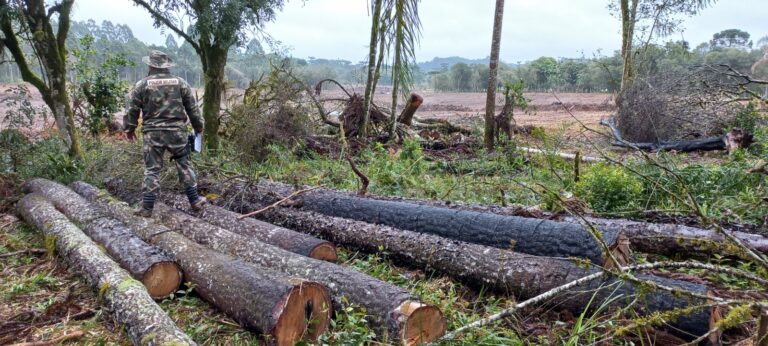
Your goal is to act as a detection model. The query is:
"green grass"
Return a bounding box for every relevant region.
[3,125,767,344]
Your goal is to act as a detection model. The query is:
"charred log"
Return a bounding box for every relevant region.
[82,181,447,345]
[22,179,181,299]
[211,180,630,267]
[352,194,768,260]
[601,117,753,152]
[17,194,196,346]
[214,185,720,341]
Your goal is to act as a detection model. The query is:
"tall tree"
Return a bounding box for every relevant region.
[0,0,82,158]
[387,0,421,139]
[484,0,505,150]
[614,0,715,95]
[132,0,284,151]
[360,0,384,138]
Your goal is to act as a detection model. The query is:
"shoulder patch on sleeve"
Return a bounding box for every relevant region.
[147,78,181,87]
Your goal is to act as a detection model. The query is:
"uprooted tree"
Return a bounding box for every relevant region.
[610,64,766,147]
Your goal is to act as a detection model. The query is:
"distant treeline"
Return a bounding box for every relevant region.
[0,19,765,94]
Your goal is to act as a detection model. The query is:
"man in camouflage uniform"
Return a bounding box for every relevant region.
[124,50,206,217]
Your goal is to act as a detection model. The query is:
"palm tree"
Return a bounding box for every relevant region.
[484,0,505,150]
[360,0,384,138]
[387,0,421,139]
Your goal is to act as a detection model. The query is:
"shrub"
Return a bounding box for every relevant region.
[225,68,312,163]
[575,163,643,213]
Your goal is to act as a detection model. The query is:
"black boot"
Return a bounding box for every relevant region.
[185,186,207,211]
[134,193,155,217]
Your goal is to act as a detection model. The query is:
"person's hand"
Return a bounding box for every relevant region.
[126,131,136,142]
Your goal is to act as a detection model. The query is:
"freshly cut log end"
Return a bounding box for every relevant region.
[707,293,723,345]
[605,233,632,269]
[396,301,447,346]
[142,261,183,299]
[308,243,338,262]
[274,281,333,345]
[16,194,196,345]
[24,178,181,298]
[94,181,445,344]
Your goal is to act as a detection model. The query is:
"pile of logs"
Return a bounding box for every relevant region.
[200,179,731,341]
[21,176,765,343]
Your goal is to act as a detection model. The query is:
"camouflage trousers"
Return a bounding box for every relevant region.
[142,130,197,195]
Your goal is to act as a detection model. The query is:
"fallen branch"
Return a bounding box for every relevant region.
[346,156,369,196]
[518,146,603,163]
[237,186,320,219]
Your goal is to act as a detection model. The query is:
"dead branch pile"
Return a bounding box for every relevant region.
[616,64,767,143]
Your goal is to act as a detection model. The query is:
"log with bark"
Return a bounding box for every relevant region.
[33,180,331,345]
[22,178,181,299]
[214,185,722,341]
[16,194,196,346]
[209,180,631,267]
[80,181,447,345]
[601,117,753,152]
[363,195,768,260]
[251,180,768,260]
[160,193,337,262]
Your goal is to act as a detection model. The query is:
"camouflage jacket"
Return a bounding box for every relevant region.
[124,73,203,133]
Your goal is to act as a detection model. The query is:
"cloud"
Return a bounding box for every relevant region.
[71,0,768,63]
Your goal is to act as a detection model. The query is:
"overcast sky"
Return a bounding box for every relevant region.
[71,0,767,63]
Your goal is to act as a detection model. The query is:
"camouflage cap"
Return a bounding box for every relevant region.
[142,50,176,68]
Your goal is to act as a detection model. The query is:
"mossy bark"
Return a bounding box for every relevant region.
[81,182,447,345]
[65,182,331,345]
[23,179,180,298]
[17,194,195,346]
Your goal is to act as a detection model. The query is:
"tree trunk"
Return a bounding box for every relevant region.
[23,179,181,299]
[389,10,404,140]
[351,192,768,260]
[160,193,337,262]
[17,194,196,346]
[66,182,332,345]
[361,0,383,138]
[601,118,752,152]
[619,0,638,96]
[484,0,505,150]
[221,180,630,267]
[397,93,424,126]
[202,47,227,152]
[0,0,82,158]
[88,181,447,345]
[210,184,719,341]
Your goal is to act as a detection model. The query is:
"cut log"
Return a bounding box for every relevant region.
[79,181,447,345]
[208,180,630,267]
[161,193,337,262]
[397,93,424,126]
[22,178,181,299]
[363,196,768,260]
[32,180,331,345]
[209,193,722,340]
[518,146,603,163]
[600,117,753,152]
[256,181,768,260]
[16,194,196,346]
